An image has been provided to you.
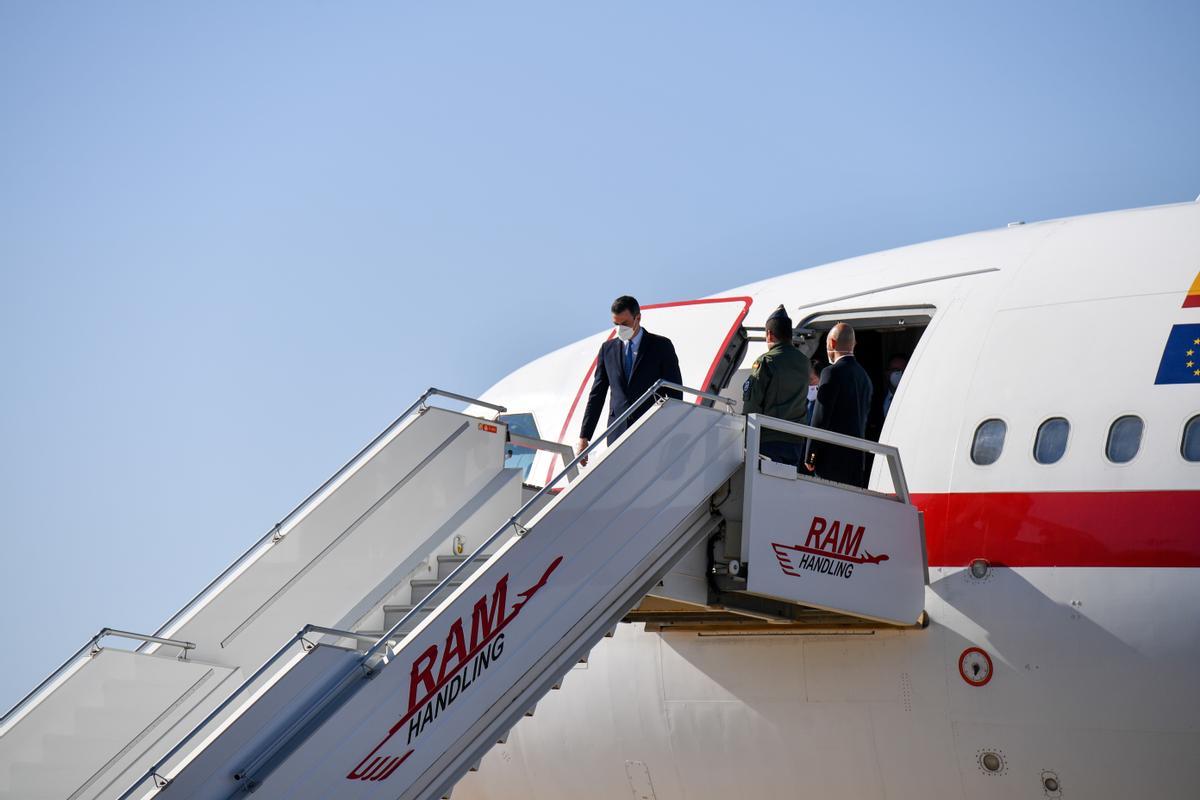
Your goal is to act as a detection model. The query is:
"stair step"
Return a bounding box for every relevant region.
[382,604,436,631]
[436,554,492,581]
[409,579,467,604]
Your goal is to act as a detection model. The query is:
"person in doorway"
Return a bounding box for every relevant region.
[742,305,811,465]
[805,322,873,487]
[806,362,821,424]
[882,354,908,417]
[577,295,682,465]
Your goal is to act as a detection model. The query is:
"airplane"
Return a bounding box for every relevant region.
[0,197,1196,800]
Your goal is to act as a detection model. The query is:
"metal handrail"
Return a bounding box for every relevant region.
[224,381,736,787]
[508,432,574,463]
[303,625,384,645]
[364,379,734,661]
[745,413,912,503]
[508,432,579,482]
[1,389,503,742]
[118,381,728,796]
[0,629,195,733]
[141,388,506,651]
[117,623,352,800]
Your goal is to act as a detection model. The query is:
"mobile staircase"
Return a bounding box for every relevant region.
[0,390,565,800]
[2,381,928,800]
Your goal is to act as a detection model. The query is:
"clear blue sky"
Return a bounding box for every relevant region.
[1,1,1197,708]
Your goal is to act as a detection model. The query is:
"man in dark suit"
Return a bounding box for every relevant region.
[805,322,873,487]
[577,295,682,464]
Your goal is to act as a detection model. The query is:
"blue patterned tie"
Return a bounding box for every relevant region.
[624,340,634,380]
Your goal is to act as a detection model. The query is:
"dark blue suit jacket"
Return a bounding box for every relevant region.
[804,355,873,487]
[580,330,683,444]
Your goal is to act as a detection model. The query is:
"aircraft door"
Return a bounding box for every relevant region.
[540,296,752,483]
[740,414,927,626]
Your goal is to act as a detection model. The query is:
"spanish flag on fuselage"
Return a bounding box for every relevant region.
[1185,271,1200,308]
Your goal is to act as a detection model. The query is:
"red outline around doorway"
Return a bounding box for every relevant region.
[546,296,753,485]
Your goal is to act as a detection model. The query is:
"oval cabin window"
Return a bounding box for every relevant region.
[971,419,1007,465]
[1106,415,1144,464]
[1183,415,1200,462]
[1033,417,1070,464]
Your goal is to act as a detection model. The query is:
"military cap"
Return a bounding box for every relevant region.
[767,304,791,324]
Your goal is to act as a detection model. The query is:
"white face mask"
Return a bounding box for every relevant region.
[616,324,635,342]
[888,370,903,389]
[807,385,818,402]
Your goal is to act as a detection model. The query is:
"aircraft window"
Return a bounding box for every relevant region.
[1033,417,1070,464]
[971,419,1007,465]
[1105,415,1144,464]
[500,413,539,479]
[1183,415,1200,462]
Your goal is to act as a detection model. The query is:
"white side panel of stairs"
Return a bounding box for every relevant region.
[136,645,362,800]
[0,650,240,800]
[342,467,524,638]
[153,406,509,671]
[2,404,517,800]
[148,398,745,800]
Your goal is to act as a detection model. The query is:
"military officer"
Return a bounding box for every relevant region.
[743,305,811,465]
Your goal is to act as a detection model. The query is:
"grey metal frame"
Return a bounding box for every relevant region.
[744,413,912,503]
[145,388,506,651]
[744,413,929,586]
[365,380,733,661]
[508,432,579,480]
[0,629,196,731]
[0,389,504,738]
[218,420,475,649]
[118,380,732,798]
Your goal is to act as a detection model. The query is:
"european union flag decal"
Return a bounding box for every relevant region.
[1156,324,1200,384]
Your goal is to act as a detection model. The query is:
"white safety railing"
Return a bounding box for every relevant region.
[119,380,732,799]
[744,413,912,503]
[0,390,504,745]
[0,629,196,737]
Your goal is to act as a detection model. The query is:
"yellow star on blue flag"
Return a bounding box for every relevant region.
[1156,324,1200,384]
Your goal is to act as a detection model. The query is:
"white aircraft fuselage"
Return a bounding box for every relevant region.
[452,201,1200,799]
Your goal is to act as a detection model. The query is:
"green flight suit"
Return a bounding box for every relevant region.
[742,342,811,445]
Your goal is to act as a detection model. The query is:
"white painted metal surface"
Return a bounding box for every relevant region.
[134,644,363,800]
[1,399,520,800]
[0,649,240,800]
[743,466,924,625]
[143,397,745,800]
[155,406,510,671]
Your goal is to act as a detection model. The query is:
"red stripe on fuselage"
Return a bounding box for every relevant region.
[913,490,1200,568]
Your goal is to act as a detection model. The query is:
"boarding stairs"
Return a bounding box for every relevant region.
[106,381,925,800]
[0,390,561,800]
[1,378,928,800]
